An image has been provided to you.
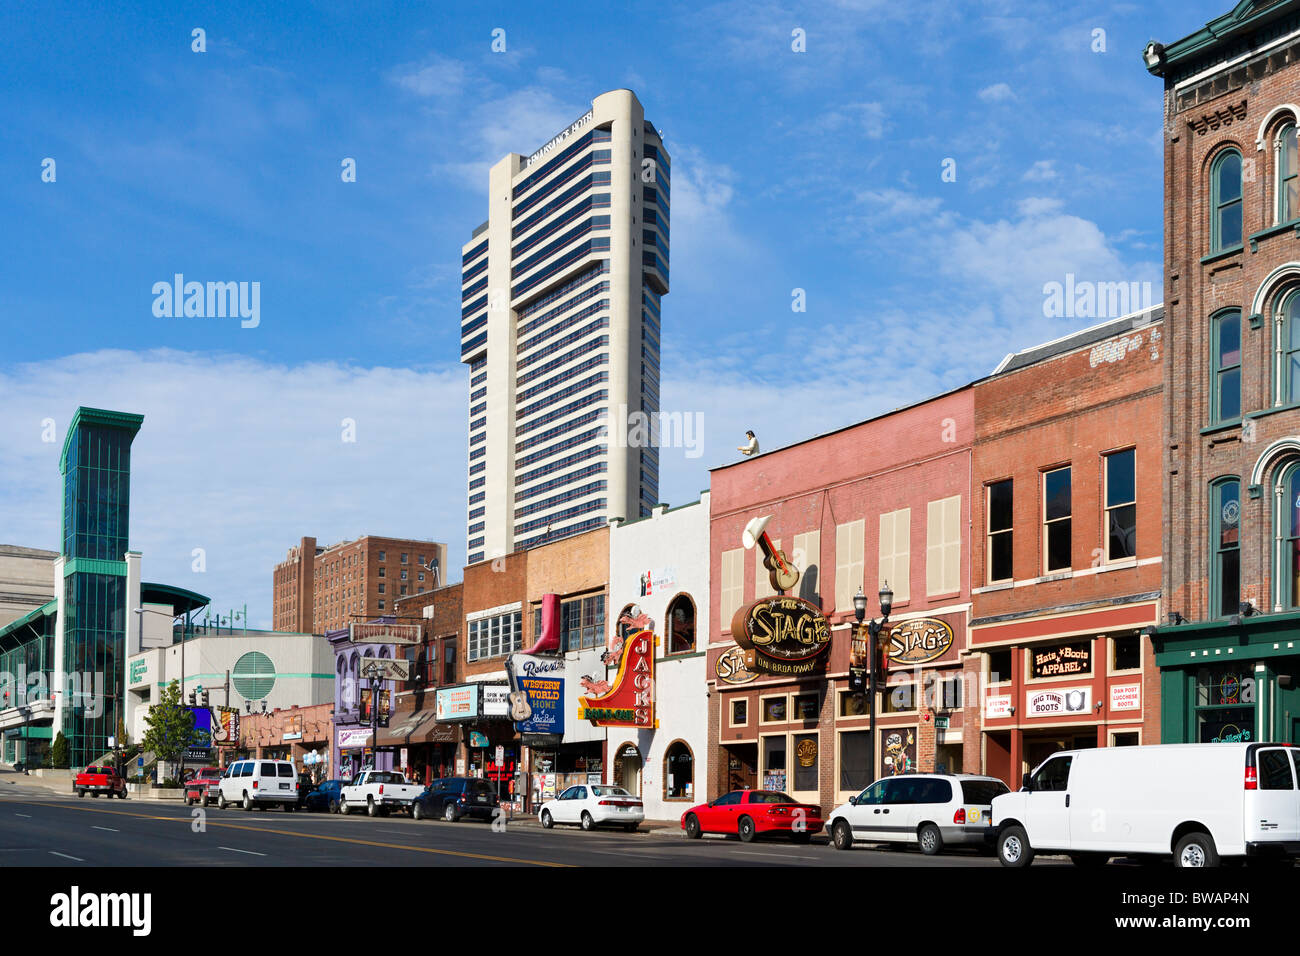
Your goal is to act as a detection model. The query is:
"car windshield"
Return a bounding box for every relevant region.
[590,786,631,797]
[960,780,1011,804]
[749,791,796,804]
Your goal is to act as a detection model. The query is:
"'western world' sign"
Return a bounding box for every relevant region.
[578,630,656,728]
[506,653,565,735]
[730,596,831,676]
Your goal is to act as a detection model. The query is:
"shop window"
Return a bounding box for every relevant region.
[1112,634,1140,672]
[1210,148,1242,252]
[761,696,787,722]
[792,733,818,791]
[730,698,748,726]
[1111,732,1140,747]
[987,649,1012,683]
[1195,665,1255,742]
[987,479,1013,583]
[839,731,872,792]
[1210,478,1241,618]
[562,594,606,651]
[663,741,693,800]
[1043,466,1072,573]
[666,594,696,654]
[793,692,819,720]
[882,682,917,714]
[839,690,870,717]
[1211,311,1242,425]
[1104,448,1137,561]
[761,736,787,791]
[926,673,964,709]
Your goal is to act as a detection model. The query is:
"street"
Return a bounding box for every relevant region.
[0,787,1055,867]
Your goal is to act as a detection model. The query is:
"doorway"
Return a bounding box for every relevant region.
[723,743,757,792]
[1023,731,1096,774]
[613,743,642,795]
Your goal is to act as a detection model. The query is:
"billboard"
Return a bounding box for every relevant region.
[435,684,480,722]
[506,654,564,735]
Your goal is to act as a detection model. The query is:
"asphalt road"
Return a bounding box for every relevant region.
[0,787,1058,867]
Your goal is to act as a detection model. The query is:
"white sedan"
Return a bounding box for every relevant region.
[538,784,644,832]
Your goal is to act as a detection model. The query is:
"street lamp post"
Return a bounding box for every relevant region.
[854,583,893,785]
[362,661,382,772]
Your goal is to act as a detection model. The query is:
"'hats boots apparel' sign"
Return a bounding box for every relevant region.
[730,596,831,676]
[1030,642,1091,678]
[578,629,656,728]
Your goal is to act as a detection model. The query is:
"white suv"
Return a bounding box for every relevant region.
[217,759,298,811]
[827,773,1009,855]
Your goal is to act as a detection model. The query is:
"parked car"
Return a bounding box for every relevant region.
[994,742,1300,868]
[302,779,345,813]
[412,777,500,822]
[184,767,224,807]
[339,769,423,817]
[74,765,127,799]
[826,773,1008,854]
[538,784,643,832]
[681,789,822,843]
[217,759,299,811]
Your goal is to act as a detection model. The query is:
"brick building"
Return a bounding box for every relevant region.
[272,534,448,634]
[707,386,976,812]
[231,702,334,779]
[1147,0,1300,745]
[970,311,1165,784]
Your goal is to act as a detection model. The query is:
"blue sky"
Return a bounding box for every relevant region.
[0,0,1226,625]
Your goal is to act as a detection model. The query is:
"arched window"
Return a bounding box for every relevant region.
[1276,462,1300,609]
[617,603,637,644]
[1211,149,1243,252]
[663,741,694,800]
[1211,309,1242,425]
[666,594,696,654]
[1211,477,1241,619]
[1279,123,1299,223]
[1276,290,1300,406]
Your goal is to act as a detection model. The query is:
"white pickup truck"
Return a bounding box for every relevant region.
[339,770,423,817]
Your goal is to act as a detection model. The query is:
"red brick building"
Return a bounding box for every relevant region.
[1146,0,1300,745]
[708,386,976,811]
[970,312,1165,784]
[272,534,448,634]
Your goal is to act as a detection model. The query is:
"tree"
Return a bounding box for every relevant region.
[49,731,69,769]
[141,681,204,781]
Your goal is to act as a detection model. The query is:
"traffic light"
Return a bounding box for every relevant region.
[186,690,197,706]
[198,687,209,707]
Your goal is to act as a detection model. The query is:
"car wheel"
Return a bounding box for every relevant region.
[367,796,379,818]
[738,815,756,843]
[832,819,853,851]
[119,790,127,800]
[243,792,253,811]
[540,809,554,829]
[185,795,194,807]
[90,791,99,798]
[1175,831,1220,868]
[1070,853,1109,867]
[218,793,228,810]
[201,795,209,808]
[581,811,596,832]
[997,825,1033,868]
[412,801,425,821]
[684,814,702,839]
[791,831,813,845]
[443,803,459,822]
[919,823,944,856]
[625,823,638,833]
[77,788,85,799]
[340,800,351,815]
[329,799,340,814]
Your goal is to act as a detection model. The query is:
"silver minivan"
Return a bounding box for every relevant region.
[217,759,298,811]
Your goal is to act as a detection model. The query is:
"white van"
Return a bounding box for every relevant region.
[826,774,1009,854]
[993,742,1300,868]
[217,759,298,811]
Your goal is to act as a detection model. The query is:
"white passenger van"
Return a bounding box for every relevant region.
[217,759,298,811]
[992,742,1300,868]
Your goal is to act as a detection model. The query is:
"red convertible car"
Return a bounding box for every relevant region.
[681,789,823,843]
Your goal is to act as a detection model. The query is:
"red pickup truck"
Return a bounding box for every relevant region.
[74,765,127,799]
[184,767,223,807]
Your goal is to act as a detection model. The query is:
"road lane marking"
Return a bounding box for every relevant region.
[15,813,31,818]
[92,826,118,832]
[7,800,570,867]
[219,846,266,856]
[50,851,83,862]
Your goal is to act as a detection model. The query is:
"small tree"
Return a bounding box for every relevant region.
[49,731,69,769]
[141,681,204,782]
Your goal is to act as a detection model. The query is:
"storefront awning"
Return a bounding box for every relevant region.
[375,709,459,747]
[374,710,428,748]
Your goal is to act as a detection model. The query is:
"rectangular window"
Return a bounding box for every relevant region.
[755,538,780,600]
[761,696,787,722]
[1212,479,1241,618]
[839,731,872,793]
[834,519,865,611]
[378,551,385,561]
[721,548,744,631]
[1105,449,1137,561]
[561,595,606,651]
[792,733,818,792]
[1213,311,1242,424]
[882,682,918,714]
[879,509,910,603]
[730,699,747,726]
[793,693,819,720]
[1043,466,1072,572]
[987,480,1013,583]
[1112,633,1141,672]
[401,553,409,564]
[926,495,962,596]
[762,736,787,791]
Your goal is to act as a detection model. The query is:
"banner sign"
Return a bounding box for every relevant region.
[577,630,656,727]
[985,695,1013,719]
[336,727,372,749]
[730,596,831,676]
[887,618,955,665]
[359,688,391,726]
[1026,686,1091,718]
[1110,683,1141,712]
[360,656,410,682]
[506,654,565,735]
[350,622,420,646]
[1030,642,1092,679]
[482,684,510,717]
[435,684,480,722]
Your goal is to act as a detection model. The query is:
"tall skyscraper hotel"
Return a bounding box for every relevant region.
[460,89,669,564]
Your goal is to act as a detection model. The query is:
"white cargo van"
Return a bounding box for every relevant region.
[992,742,1300,868]
[217,759,299,811]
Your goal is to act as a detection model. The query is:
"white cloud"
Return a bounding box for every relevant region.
[978,82,1016,103]
[0,350,467,630]
[390,56,471,99]
[1022,159,1058,181]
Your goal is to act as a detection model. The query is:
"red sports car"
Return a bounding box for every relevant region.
[681,789,823,843]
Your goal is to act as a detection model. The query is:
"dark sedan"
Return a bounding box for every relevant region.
[411,777,500,822]
[301,779,346,813]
